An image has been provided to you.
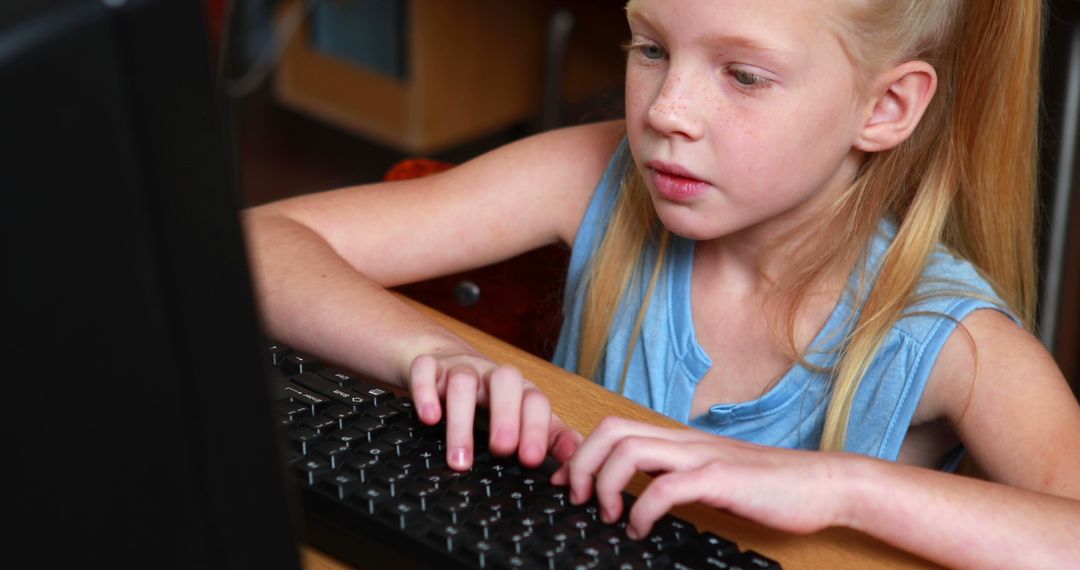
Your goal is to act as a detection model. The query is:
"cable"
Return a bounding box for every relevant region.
[218,0,320,99]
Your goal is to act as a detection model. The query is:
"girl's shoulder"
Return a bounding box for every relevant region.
[863,223,1016,345]
[500,119,627,245]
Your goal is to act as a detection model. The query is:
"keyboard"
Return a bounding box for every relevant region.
[266,342,783,569]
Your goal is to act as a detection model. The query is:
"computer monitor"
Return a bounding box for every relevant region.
[4,0,301,567]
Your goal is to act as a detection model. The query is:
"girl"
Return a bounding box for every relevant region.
[243,0,1080,567]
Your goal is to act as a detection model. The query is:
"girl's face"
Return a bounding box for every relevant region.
[625,0,869,243]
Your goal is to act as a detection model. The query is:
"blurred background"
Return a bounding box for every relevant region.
[203,0,1078,392]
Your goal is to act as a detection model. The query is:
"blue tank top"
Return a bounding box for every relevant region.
[552,139,1017,462]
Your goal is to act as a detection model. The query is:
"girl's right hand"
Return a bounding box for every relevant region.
[408,353,583,471]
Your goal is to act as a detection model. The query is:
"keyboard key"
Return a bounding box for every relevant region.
[388,398,418,419]
[313,440,350,468]
[468,511,504,540]
[299,414,337,435]
[689,531,740,560]
[653,514,695,542]
[322,403,361,425]
[412,443,441,469]
[529,497,563,526]
[561,511,597,540]
[493,554,535,569]
[364,404,402,424]
[611,557,650,570]
[354,441,395,460]
[329,427,366,446]
[276,398,310,418]
[387,456,422,475]
[340,453,380,483]
[280,385,328,414]
[446,481,485,502]
[282,353,321,374]
[479,495,518,519]
[371,466,409,496]
[433,496,471,525]
[266,342,292,366]
[294,458,330,486]
[542,525,578,549]
[284,426,319,455]
[379,428,413,454]
[495,522,532,555]
[349,416,388,442]
[464,539,502,569]
[429,523,466,553]
[531,540,566,570]
[352,382,393,406]
[736,550,782,569]
[403,480,439,510]
[318,367,359,386]
[382,498,424,530]
[351,485,389,515]
[543,485,569,506]
[319,471,362,500]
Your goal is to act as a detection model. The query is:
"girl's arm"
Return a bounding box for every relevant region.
[843,453,1080,568]
[554,309,1080,568]
[242,120,624,468]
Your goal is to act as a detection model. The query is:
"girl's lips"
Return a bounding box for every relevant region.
[645,161,711,202]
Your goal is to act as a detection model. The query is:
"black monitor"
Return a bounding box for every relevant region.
[3,0,300,567]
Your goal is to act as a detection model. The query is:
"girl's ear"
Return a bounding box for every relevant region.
[854,61,937,152]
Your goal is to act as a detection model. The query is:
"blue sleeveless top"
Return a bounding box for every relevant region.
[552,139,1016,462]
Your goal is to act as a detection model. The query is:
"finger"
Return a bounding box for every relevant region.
[484,365,523,456]
[444,367,478,470]
[564,416,639,504]
[517,388,551,467]
[548,417,583,463]
[593,438,697,523]
[627,468,710,539]
[408,355,442,424]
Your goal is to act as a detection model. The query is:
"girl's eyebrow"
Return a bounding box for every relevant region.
[625,5,794,67]
[701,34,795,68]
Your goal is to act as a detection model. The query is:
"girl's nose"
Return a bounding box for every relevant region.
[647,71,704,141]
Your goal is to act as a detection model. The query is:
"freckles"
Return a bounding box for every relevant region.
[652,100,689,117]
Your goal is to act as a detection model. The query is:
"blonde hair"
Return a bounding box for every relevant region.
[578,0,1041,451]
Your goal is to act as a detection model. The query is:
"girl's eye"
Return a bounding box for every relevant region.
[728,66,767,89]
[641,44,666,60]
[623,41,667,61]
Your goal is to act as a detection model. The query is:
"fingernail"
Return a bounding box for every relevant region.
[525,442,542,463]
[422,403,438,422]
[451,447,470,468]
[626,526,640,540]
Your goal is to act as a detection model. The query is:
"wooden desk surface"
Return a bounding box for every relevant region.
[302,298,939,569]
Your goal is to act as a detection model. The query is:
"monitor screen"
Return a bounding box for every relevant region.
[3,0,300,567]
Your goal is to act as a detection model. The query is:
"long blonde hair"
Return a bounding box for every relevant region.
[577,0,1041,451]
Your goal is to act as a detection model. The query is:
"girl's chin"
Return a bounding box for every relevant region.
[651,203,729,241]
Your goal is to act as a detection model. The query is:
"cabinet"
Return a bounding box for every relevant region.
[274,0,624,153]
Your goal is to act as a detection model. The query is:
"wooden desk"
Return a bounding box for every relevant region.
[302,297,939,569]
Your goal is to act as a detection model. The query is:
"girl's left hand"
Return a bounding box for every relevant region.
[550,416,857,539]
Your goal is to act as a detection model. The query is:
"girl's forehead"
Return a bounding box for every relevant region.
[625,0,846,44]
[625,0,851,66]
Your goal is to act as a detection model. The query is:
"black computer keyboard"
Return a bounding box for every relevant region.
[266,342,782,570]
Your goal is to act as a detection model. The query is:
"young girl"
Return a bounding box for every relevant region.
[243,0,1080,567]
